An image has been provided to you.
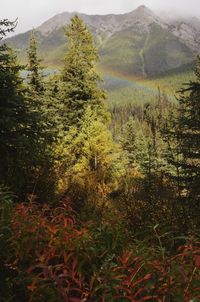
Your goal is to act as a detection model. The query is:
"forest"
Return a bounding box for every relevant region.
[0,16,200,301]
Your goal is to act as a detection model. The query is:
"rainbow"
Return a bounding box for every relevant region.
[99,66,176,100]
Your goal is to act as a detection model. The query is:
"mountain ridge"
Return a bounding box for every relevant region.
[3,5,199,77]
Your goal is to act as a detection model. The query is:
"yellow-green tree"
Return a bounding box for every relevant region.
[55,107,125,205]
[60,15,107,128]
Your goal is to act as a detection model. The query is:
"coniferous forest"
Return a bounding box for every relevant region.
[0,17,200,302]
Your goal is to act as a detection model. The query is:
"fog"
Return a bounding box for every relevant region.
[1,0,200,35]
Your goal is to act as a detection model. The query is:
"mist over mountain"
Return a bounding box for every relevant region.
[3,5,199,77]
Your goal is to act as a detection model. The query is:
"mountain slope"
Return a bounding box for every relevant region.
[3,5,198,77]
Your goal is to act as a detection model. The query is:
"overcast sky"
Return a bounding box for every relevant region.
[2,0,200,35]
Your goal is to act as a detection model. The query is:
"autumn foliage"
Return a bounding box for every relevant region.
[2,200,198,302]
[1,16,200,302]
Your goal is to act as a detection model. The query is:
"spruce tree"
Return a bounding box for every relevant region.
[0,44,29,191]
[0,19,16,40]
[0,24,57,199]
[61,15,106,127]
[176,57,200,202]
[55,107,124,205]
[27,30,44,93]
[26,31,62,200]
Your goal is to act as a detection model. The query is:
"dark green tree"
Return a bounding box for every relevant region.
[0,19,17,40]
[176,57,200,202]
[27,30,44,93]
[26,32,62,200]
[60,15,107,128]
[0,43,30,192]
[0,23,58,199]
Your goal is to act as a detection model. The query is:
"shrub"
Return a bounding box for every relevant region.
[4,199,200,302]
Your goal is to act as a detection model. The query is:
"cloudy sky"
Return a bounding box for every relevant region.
[2,0,200,35]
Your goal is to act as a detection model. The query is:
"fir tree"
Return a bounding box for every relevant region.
[60,15,106,128]
[0,44,29,191]
[55,107,124,205]
[26,32,63,200]
[27,30,44,93]
[176,57,200,202]
[0,19,17,40]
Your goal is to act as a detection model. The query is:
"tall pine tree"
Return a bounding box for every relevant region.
[60,15,106,128]
[27,30,44,93]
[26,31,61,200]
[0,43,30,192]
[176,57,200,202]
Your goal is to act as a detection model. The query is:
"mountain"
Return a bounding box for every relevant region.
[168,17,200,52]
[2,5,199,77]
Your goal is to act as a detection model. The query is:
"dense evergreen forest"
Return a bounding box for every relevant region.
[0,17,200,301]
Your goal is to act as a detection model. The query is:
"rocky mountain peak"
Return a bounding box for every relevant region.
[124,4,167,31]
[133,5,153,14]
[38,5,162,35]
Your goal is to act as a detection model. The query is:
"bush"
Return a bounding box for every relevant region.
[2,199,200,301]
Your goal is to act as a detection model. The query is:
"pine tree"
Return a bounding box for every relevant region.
[122,114,167,200]
[55,107,124,205]
[121,117,139,168]
[0,19,16,40]
[60,15,106,127]
[26,32,63,200]
[176,57,200,202]
[0,44,29,191]
[0,25,58,199]
[27,30,44,93]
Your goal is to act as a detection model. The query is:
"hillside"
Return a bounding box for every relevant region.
[3,5,199,77]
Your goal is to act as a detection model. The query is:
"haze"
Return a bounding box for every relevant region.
[2,0,200,35]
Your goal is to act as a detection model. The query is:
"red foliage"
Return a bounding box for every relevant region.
[7,200,200,301]
[112,251,155,301]
[9,199,91,301]
[150,236,200,301]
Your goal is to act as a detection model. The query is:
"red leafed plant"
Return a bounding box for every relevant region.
[150,235,200,301]
[9,199,92,302]
[111,251,156,301]
[7,199,200,302]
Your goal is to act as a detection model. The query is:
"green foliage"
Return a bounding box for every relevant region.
[0,43,31,194]
[24,30,65,201]
[121,100,168,197]
[27,30,44,93]
[60,15,106,128]
[0,19,17,40]
[55,107,125,205]
[0,23,59,200]
[177,57,200,202]
[163,56,200,207]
